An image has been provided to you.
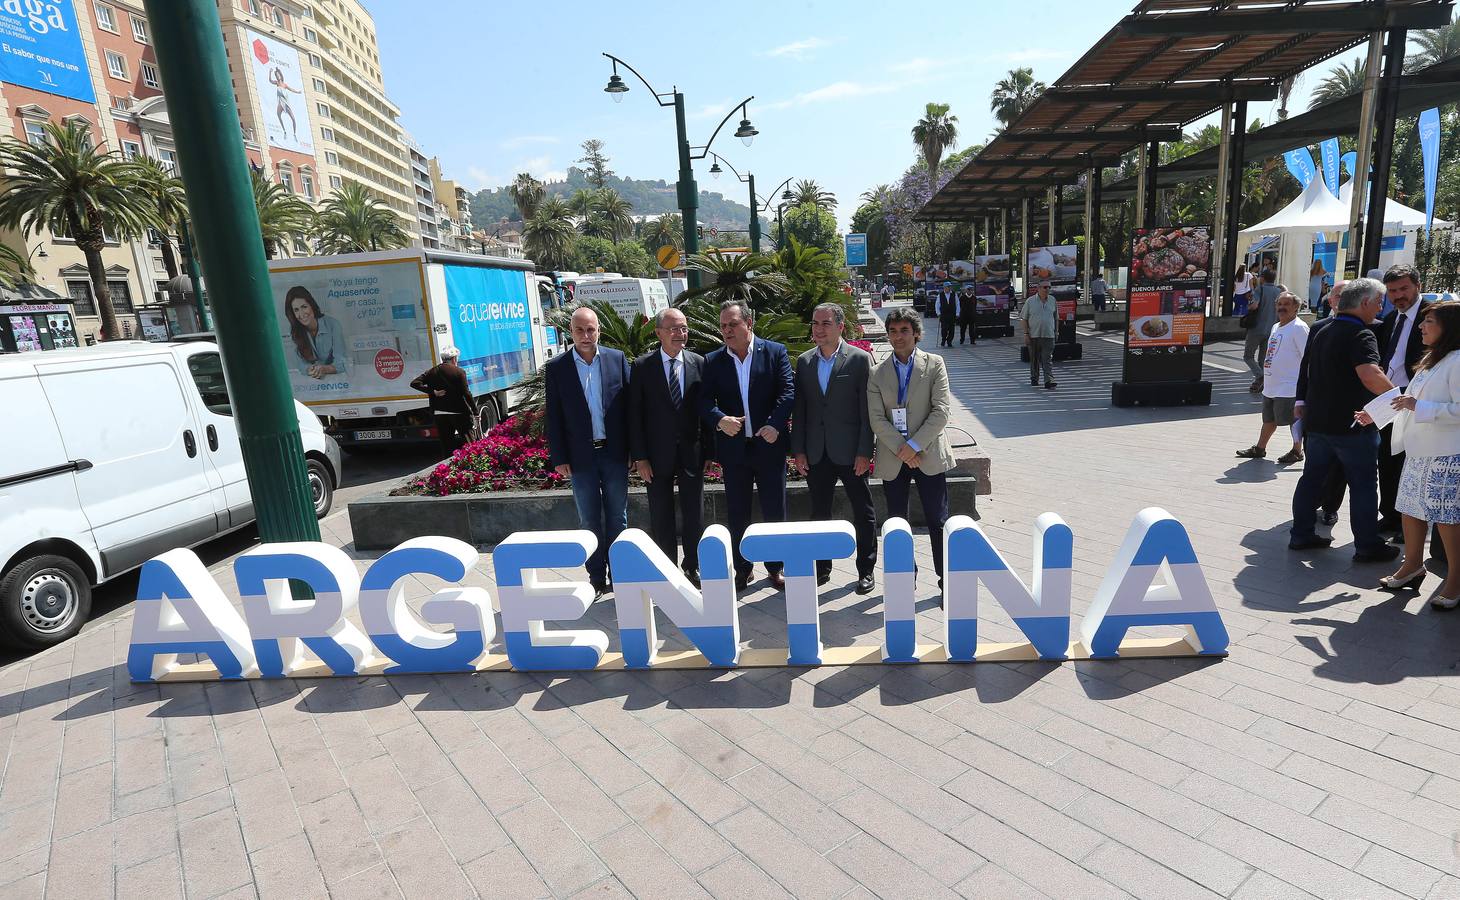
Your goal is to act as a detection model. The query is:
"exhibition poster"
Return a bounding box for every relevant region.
[1124,226,1212,383]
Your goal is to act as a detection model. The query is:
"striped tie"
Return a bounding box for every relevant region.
[668,357,682,409]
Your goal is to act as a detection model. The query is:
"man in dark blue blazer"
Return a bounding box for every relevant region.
[699,299,796,591]
[545,306,631,598]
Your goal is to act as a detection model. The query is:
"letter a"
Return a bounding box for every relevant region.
[128,549,257,682]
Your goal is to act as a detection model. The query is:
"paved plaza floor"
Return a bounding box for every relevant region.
[3,319,1460,898]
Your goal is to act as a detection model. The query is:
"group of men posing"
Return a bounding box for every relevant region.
[544,300,957,600]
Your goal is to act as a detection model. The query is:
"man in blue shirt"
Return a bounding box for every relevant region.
[545,306,632,598]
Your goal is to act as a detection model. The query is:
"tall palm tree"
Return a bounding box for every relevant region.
[130,156,189,278]
[523,201,575,270]
[677,249,790,312]
[1409,15,1460,69]
[1309,57,1366,109]
[251,167,315,259]
[989,69,1045,130]
[860,183,893,206]
[789,179,837,211]
[641,213,682,253]
[568,188,597,221]
[595,188,634,243]
[314,181,406,253]
[911,102,959,191]
[0,120,154,340]
[509,172,545,221]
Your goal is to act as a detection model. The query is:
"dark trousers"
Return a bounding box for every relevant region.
[1291,430,1383,552]
[723,449,788,578]
[883,466,949,577]
[939,316,956,346]
[1321,462,1346,516]
[958,314,976,343]
[435,412,473,455]
[569,448,629,586]
[1378,423,1403,528]
[806,459,877,578]
[645,460,703,572]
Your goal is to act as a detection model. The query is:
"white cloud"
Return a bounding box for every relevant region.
[499,135,560,150]
[464,166,502,190]
[887,56,956,78]
[762,37,830,60]
[763,79,897,110]
[693,100,730,121]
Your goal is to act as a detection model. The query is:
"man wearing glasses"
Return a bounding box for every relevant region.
[793,303,877,594]
[628,307,708,586]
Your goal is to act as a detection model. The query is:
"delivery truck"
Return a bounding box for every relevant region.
[572,275,670,324]
[268,248,548,450]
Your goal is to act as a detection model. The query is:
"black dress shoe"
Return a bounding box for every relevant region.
[1288,536,1334,550]
[734,571,751,592]
[856,574,875,594]
[591,582,608,601]
[684,569,701,589]
[816,572,830,586]
[1354,544,1401,563]
[769,570,786,591]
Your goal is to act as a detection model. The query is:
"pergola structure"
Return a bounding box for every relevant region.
[918,0,1456,307]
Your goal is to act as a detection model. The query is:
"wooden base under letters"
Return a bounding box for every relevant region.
[147,638,1222,683]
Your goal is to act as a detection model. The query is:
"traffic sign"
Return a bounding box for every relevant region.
[656,245,681,270]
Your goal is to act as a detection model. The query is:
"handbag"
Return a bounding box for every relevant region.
[1239,308,1258,329]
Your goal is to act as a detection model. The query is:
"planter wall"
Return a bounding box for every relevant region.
[350,470,987,552]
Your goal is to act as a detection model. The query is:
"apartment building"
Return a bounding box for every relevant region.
[429,156,475,254]
[0,0,418,346]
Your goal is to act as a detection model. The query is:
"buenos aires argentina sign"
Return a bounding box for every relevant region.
[128,507,1229,682]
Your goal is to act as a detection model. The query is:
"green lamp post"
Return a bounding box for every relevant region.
[709,153,783,255]
[601,53,758,288]
[774,187,795,250]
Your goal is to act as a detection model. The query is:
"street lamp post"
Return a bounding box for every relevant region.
[708,154,788,255]
[775,187,794,250]
[602,53,757,289]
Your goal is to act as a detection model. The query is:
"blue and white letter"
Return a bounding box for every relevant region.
[234,543,373,677]
[493,529,608,671]
[741,521,856,665]
[128,548,257,682]
[943,514,1072,660]
[359,537,494,673]
[609,527,740,668]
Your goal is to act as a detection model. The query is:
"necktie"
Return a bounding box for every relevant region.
[1387,313,1406,368]
[667,357,682,409]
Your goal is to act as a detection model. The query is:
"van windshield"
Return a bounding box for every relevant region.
[187,352,232,416]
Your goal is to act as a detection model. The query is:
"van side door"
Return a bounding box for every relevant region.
[180,347,251,527]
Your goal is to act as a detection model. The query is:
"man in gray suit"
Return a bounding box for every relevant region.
[793,303,877,593]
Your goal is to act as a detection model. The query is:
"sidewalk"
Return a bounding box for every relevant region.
[2,326,1459,898]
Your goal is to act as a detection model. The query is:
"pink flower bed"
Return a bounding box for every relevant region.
[411,410,563,496]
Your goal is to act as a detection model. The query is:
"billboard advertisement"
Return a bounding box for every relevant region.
[844,233,867,267]
[949,256,1012,312]
[440,264,535,395]
[1027,244,1080,330]
[0,0,93,102]
[1124,226,1212,384]
[247,29,314,155]
[273,257,433,404]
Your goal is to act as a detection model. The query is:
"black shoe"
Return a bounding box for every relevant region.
[1319,511,1339,527]
[1288,536,1334,550]
[591,582,608,601]
[856,574,875,594]
[684,568,701,589]
[1045,381,1057,390]
[1354,544,1401,563]
[1031,380,1040,386]
[816,571,830,586]
[734,570,751,592]
[769,570,786,591]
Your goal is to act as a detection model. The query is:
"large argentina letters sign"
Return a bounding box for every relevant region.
[128,508,1229,682]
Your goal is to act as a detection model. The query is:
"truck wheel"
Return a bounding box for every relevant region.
[479,397,501,433]
[307,457,335,518]
[0,555,91,650]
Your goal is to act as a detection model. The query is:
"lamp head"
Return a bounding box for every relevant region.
[734,118,758,147]
[780,188,794,201]
[604,73,628,102]
[709,161,722,178]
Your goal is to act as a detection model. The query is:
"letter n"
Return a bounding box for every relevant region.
[609,526,739,668]
[943,514,1072,661]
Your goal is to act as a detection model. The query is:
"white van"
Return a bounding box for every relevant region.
[572,276,670,324]
[0,341,342,649]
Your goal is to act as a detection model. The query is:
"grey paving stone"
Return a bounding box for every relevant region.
[694,853,792,900]
[462,842,550,899]
[378,722,457,792]
[713,806,856,900]
[333,861,405,899]
[613,781,735,876]
[343,754,426,836]
[827,832,962,899]
[116,851,184,900]
[632,743,748,826]
[831,787,983,885]
[177,807,251,897]
[296,789,384,886]
[590,824,712,900]
[378,816,475,898]
[412,772,510,865]
[945,810,1126,900]
[1062,791,1250,894]
[498,798,607,897]
[248,832,329,899]
[231,769,304,853]
[524,756,629,844]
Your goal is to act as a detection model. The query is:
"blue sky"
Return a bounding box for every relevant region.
[372,0,1337,231]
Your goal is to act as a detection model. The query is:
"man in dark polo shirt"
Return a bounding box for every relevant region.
[1289,278,1399,560]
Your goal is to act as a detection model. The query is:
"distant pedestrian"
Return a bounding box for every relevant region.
[1023,280,1058,389]
[1244,269,1281,392]
[1236,292,1307,464]
[1231,263,1254,318]
[411,347,479,456]
[958,284,978,345]
[1090,272,1108,312]
[935,283,959,346]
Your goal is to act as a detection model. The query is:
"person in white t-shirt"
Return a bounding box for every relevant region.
[1237,292,1309,464]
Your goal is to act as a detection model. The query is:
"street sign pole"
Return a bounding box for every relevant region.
[146,0,320,543]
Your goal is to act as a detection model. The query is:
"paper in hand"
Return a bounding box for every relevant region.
[1362,387,1403,429]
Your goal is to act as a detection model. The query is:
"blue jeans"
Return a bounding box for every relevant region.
[570,448,629,585]
[1291,430,1383,551]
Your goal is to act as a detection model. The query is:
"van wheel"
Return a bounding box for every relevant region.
[307,458,335,519]
[0,555,91,650]
[479,396,501,433]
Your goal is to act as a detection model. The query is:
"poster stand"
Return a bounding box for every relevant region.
[1112,226,1212,406]
[1020,245,1084,362]
[946,256,1014,337]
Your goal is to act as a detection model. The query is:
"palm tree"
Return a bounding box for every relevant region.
[509,173,544,221]
[1310,57,1366,109]
[641,213,682,253]
[989,69,1045,130]
[314,181,406,253]
[595,188,634,243]
[1409,16,1460,69]
[911,102,959,191]
[523,202,575,270]
[568,188,597,221]
[251,168,315,259]
[130,156,189,278]
[860,183,893,206]
[677,249,791,312]
[0,242,35,289]
[789,179,837,211]
[0,120,154,340]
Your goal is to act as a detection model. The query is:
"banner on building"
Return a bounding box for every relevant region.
[1123,226,1211,384]
[0,0,93,102]
[440,264,537,396]
[247,29,314,155]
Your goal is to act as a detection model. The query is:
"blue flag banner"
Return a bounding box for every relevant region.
[1319,139,1341,197]
[1419,107,1441,231]
[1283,148,1316,187]
[1341,151,1357,178]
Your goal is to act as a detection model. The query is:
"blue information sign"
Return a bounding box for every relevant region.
[441,264,535,395]
[0,0,94,103]
[844,233,867,267]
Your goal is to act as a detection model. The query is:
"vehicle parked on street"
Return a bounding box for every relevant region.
[0,340,341,649]
[571,275,670,324]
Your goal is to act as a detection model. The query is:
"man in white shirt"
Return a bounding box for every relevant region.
[1237,292,1308,464]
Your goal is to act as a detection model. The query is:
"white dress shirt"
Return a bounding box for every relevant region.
[660,348,685,397]
[731,338,756,431]
[1387,308,1417,389]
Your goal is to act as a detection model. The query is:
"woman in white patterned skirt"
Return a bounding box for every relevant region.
[1372,302,1460,606]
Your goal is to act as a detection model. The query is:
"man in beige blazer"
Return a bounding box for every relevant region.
[869,307,957,587]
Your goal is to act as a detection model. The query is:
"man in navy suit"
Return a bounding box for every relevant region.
[1376,264,1432,535]
[545,306,631,599]
[699,299,796,591]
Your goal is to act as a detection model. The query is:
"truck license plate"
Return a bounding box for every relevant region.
[353,430,392,441]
